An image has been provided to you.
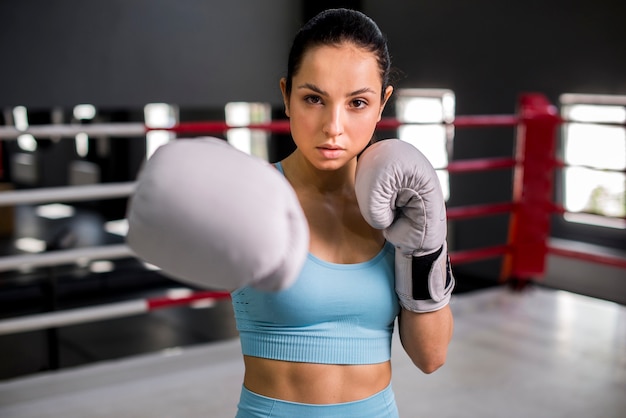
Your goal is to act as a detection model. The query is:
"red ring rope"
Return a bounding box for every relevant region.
[147,290,231,309]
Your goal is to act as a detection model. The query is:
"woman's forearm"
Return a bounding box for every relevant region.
[398,304,454,374]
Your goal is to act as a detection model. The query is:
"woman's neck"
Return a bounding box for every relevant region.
[281,150,356,196]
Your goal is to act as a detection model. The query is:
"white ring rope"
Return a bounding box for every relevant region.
[0,182,136,206]
[0,244,135,272]
[0,300,147,335]
[0,291,231,335]
[0,123,147,139]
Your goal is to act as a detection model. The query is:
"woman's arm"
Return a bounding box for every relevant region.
[398,305,453,374]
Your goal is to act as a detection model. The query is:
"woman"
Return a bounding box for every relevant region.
[231,8,454,417]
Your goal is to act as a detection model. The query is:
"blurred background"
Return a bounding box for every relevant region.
[0,0,624,381]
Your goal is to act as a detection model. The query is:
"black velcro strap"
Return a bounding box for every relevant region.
[411,245,443,300]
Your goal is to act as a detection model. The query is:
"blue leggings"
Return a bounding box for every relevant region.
[235,384,399,418]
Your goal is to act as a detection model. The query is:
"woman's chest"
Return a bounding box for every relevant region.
[233,247,399,329]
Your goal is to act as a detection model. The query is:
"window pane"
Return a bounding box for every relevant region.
[398,125,449,169]
[564,166,625,218]
[144,103,178,159]
[564,123,625,170]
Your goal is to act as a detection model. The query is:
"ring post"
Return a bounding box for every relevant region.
[502,93,561,285]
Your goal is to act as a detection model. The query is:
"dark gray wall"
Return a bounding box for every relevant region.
[4,1,623,110]
[0,0,301,108]
[364,0,626,113]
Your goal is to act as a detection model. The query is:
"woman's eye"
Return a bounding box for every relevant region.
[305,95,322,105]
[352,99,367,108]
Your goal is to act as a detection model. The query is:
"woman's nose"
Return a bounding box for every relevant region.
[322,105,344,138]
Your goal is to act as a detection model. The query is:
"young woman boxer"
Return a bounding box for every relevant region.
[127,8,454,418]
[230,9,454,417]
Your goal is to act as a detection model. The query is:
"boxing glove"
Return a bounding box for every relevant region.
[355,139,454,312]
[126,137,309,292]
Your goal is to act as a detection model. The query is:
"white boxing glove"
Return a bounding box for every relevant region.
[126,137,309,292]
[355,139,454,312]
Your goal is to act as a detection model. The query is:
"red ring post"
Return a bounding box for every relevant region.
[502,94,561,281]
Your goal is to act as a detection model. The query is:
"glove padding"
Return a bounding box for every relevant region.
[126,137,309,292]
[355,139,454,312]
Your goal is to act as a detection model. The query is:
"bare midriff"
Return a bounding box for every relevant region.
[242,355,392,404]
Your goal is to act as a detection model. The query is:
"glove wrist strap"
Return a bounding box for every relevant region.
[396,243,455,313]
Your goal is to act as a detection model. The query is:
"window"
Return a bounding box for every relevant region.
[12,106,37,152]
[144,103,178,159]
[225,102,272,160]
[73,104,97,157]
[395,89,455,200]
[560,94,626,229]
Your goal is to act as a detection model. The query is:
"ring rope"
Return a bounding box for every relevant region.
[450,245,510,265]
[447,157,517,173]
[0,244,134,272]
[0,290,231,336]
[0,182,136,207]
[0,115,623,141]
[548,246,626,270]
[0,115,521,140]
[447,202,516,220]
[0,123,147,139]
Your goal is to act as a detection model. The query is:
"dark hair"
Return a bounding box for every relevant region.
[285,8,392,100]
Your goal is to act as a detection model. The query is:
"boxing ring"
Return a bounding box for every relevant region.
[0,92,624,341]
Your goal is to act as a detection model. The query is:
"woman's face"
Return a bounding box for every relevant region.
[281,42,393,171]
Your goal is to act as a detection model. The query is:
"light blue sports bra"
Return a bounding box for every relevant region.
[230,162,399,365]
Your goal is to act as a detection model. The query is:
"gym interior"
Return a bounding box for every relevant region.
[0,1,624,417]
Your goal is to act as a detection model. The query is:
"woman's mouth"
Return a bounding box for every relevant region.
[317,145,344,159]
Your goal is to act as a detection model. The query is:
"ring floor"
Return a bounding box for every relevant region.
[0,285,624,418]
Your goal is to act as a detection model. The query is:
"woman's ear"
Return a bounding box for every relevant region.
[378,85,394,121]
[279,78,290,118]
